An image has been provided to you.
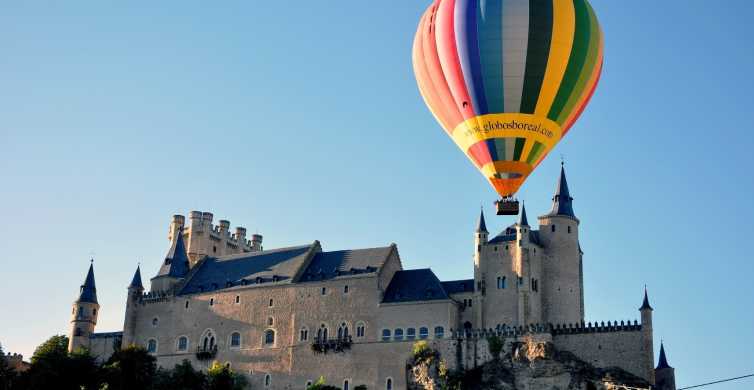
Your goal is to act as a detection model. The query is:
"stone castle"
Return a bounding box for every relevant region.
[66,166,677,390]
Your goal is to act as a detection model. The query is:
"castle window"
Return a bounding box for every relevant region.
[337,323,349,340]
[185,300,189,309]
[264,374,271,388]
[268,317,274,326]
[306,381,312,388]
[74,327,82,337]
[147,339,157,354]
[230,332,241,348]
[92,309,97,316]
[505,245,509,250]
[381,329,391,342]
[356,322,366,338]
[386,377,393,390]
[209,298,214,307]
[419,327,429,339]
[344,285,349,294]
[264,329,275,346]
[235,295,240,304]
[321,287,327,295]
[317,324,328,341]
[551,225,556,232]
[568,226,572,234]
[518,277,523,286]
[177,336,188,352]
[394,328,404,341]
[152,317,159,327]
[213,245,217,253]
[268,299,273,307]
[300,327,309,342]
[344,379,350,390]
[434,326,444,339]
[406,327,416,340]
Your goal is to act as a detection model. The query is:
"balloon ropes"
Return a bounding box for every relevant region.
[412,0,603,214]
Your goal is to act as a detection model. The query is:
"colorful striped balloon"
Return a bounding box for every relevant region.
[412,0,603,197]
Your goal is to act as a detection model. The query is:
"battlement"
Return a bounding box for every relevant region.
[449,320,642,340]
[139,290,174,305]
[168,211,263,265]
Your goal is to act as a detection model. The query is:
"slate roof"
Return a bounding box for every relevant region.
[382,269,450,303]
[299,246,393,282]
[640,288,653,311]
[441,279,475,295]
[77,263,98,304]
[544,165,576,218]
[656,342,672,369]
[90,331,123,339]
[129,266,143,290]
[156,229,190,278]
[488,226,541,246]
[179,244,314,295]
[476,209,488,233]
[519,202,529,226]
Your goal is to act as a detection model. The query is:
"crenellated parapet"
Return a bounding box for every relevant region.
[450,320,642,340]
[168,211,263,265]
[138,290,175,305]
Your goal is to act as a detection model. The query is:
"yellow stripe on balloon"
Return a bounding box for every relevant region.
[534,0,576,118]
[451,113,563,153]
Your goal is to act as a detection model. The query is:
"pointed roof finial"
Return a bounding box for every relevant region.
[476,207,488,233]
[77,262,98,304]
[640,285,653,311]
[546,164,575,217]
[656,341,672,369]
[129,265,144,290]
[519,201,529,226]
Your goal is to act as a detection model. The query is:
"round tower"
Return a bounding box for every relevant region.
[121,265,144,347]
[640,287,656,384]
[68,262,100,352]
[473,208,489,327]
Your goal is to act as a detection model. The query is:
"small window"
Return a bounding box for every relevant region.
[518,277,523,286]
[381,329,391,342]
[344,285,349,294]
[152,317,159,327]
[306,381,312,388]
[185,300,189,309]
[300,327,309,342]
[493,246,498,252]
[264,374,271,388]
[225,362,231,369]
[394,328,404,341]
[147,339,157,353]
[551,225,556,232]
[356,322,366,338]
[344,379,350,390]
[213,245,217,253]
[209,298,214,307]
[321,287,327,295]
[264,329,275,346]
[568,226,572,234]
[268,299,273,307]
[419,327,429,339]
[268,317,274,326]
[177,336,188,351]
[230,332,241,348]
[434,326,444,339]
[386,377,393,390]
[406,327,416,340]
[235,295,240,304]
[92,309,97,316]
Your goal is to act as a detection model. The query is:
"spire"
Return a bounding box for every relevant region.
[640,286,653,311]
[129,265,144,290]
[548,163,575,217]
[156,227,190,278]
[656,341,672,369]
[476,208,488,233]
[77,262,98,303]
[518,202,529,226]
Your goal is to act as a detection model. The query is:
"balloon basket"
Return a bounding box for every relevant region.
[495,198,520,216]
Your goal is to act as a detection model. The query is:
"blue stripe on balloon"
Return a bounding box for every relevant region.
[455,0,488,115]
[486,139,498,160]
[478,0,504,113]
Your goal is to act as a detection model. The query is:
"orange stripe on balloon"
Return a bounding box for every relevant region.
[413,10,453,132]
[435,0,477,121]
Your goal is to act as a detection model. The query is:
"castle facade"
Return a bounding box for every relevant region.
[67,167,676,390]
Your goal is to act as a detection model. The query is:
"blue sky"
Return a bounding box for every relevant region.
[1,1,753,388]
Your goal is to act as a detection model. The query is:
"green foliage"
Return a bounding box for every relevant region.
[206,361,248,390]
[487,335,504,359]
[411,340,436,363]
[20,335,100,390]
[101,345,156,390]
[306,376,341,390]
[0,344,16,390]
[353,385,367,390]
[30,335,68,365]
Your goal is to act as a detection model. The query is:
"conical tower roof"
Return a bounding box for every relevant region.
[77,262,98,304]
[547,164,575,218]
[156,228,190,278]
[519,202,529,226]
[640,287,653,311]
[129,265,144,290]
[476,208,488,233]
[656,341,672,369]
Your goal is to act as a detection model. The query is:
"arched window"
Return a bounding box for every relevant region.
[434,326,445,339]
[406,327,416,340]
[267,317,274,326]
[177,336,188,352]
[419,327,429,339]
[306,380,312,388]
[551,225,556,232]
[568,225,572,234]
[381,329,391,342]
[152,317,159,327]
[264,329,275,346]
[393,328,404,341]
[344,379,350,390]
[264,374,271,388]
[147,339,157,354]
[268,298,273,307]
[299,327,309,342]
[386,377,393,390]
[209,298,214,306]
[230,332,241,348]
[337,322,349,339]
[185,300,189,309]
[74,327,82,337]
[201,330,216,351]
[317,324,328,341]
[356,322,366,338]
[235,295,240,304]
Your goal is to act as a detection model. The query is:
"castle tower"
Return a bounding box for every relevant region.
[640,288,656,384]
[537,164,584,324]
[121,265,144,347]
[68,262,100,352]
[515,203,541,325]
[473,208,489,326]
[654,342,676,390]
[151,228,190,292]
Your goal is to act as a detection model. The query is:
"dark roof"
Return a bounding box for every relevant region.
[179,244,314,295]
[640,288,653,311]
[545,164,576,218]
[129,266,143,290]
[489,231,516,244]
[156,229,190,278]
[382,269,450,303]
[77,263,98,304]
[441,279,474,295]
[89,331,123,339]
[519,202,529,226]
[656,342,672,369]
[299,246,393,282]
[529,230,541,246]
[476,209,488,233]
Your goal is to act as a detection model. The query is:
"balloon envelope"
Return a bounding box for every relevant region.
[413,0,603,197]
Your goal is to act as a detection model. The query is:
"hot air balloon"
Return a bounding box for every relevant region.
[412,0,603,215]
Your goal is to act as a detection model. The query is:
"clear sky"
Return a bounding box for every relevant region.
[1,1,753,388]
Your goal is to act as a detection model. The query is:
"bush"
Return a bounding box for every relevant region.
[487,335,503,359]
[411,341,436,363]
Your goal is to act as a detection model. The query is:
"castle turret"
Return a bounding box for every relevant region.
[251,233,263,251]
[537,164,583,324]
[168,214,185,242]
[640,287,656,384]
[473,208,489,326]
[122,265,144,347]
[151,228,190,292]
[68,262,100,352]
[654,341,676,390]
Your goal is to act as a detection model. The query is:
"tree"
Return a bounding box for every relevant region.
[206,361,248,390]
[101,345,156,390]
[30,335,68,365]
[155,360,206,390]
[307,376,341,390]
[0,343,16,390]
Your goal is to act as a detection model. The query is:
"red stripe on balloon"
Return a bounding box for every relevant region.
[562,59,602,136]
[467,141,493,168]
[435,0,477,121]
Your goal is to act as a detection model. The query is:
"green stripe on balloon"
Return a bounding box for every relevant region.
[513,138,526,160]
[548,0,590,121]
[520,0,553,114]
[526,141,545,164]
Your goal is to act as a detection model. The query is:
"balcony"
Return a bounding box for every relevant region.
[195,345,218,361]
[311,336,352,354]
